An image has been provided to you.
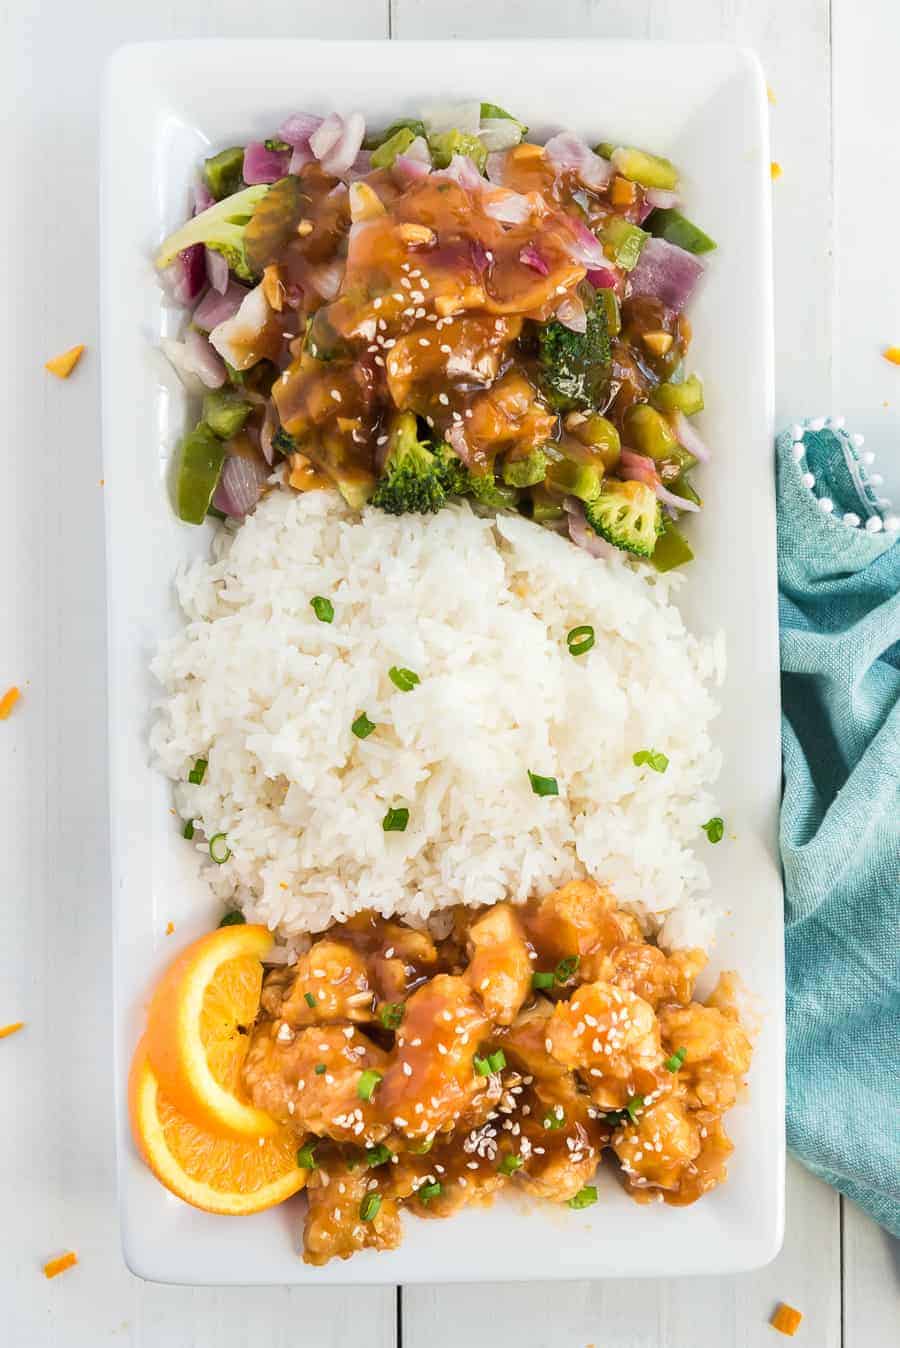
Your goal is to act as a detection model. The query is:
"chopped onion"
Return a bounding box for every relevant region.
[670,409,711,463]
[645,187,680,210]
[483,190,533,224]
[446,421,476,467]
[321,112,366,178]
[564,498,617,558]
[205,246,230,294]
[212,454,269,518]
[619,449,701,512]
[423,100,481,137]
[309,113,343,161]
[278,112,324,146]
[558,213,607,268]
[544,132,612,192]
[485,151,509,186]
[479,118,523,153]
[470,238,490,276]
[556,294,587,333]
[303,258,344,301]
[586,266,618,289]
[161,331,225,391]
[393,152,431,183]
[435,154,484,191]
[260,408,277,466]
[519,244,549,276]
[654,480,701,513]
[160,244,206,306]
[347,149,373,180]
[193,178,215,214]
[242,141,291,185]
[627,236,704,312]
[405,135,432,166]
[289,143,315,174]
[193,279,248,331]
[208,284,271,370]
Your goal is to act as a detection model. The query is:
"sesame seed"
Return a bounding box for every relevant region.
[440,344,452,354]
[374,356,384,367]
[418,338,430,347]
[402,1061,413,1077]
[373,297,382,309]
[438,393,450,406]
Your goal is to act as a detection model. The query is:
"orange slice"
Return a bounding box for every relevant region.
[144,923,278,1138]
[129,1046,306,1215]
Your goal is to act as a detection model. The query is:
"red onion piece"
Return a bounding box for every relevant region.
[321,112,366,178]
[212,454,269,518]
[544,132,613,192]
[669,409,711,463]
[619,449,701,513]
[435,154,484,191]
[586,266,618,289]
[564,498,617,558]
[645,187,680,210]
[446,421,476,467]
[184,327,226,388]
[519,244,550,276]
[483,190,532,224]
[654,480,700,513]
[205,246,230,294]
[242,141,291,185]
[558,213,607,268]
[470,238,490,276]
[160,244,206,306]
[278,112,324,146]
[347,149,373,180]
[289,144,315,174]
[193,279,248,331]
[627,236,704,312]
[309,114,343,160]
[209,284,271,369]
[485,151,509,186]
[194,178,215,214]
[556,294,587,333]
[393,142,432,183]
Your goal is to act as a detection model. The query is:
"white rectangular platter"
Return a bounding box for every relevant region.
[101,38,782,1284]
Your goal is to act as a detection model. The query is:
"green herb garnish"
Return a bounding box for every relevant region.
[297,1142,318,1169]
[188,757,208,785]
[568,1185,598,1210]
[359,1192,382,1222]
[382,806,410,833]
[304,992,316,1008]
[208,833,231,864]
[418,1181,442,1204]
[310,596,334,623]
[357,1069,383,1101]
[566,625,595,658]
[632,748,669,773]
[389,665,420,692]
[554,956,580,984]
[531,970,555,991]
[379,1002,404,1030]
[366,1144,393,1168]
[625,1095,645,1123]
[218,910,245,928]
[498,1153,523,1175]
[664,1046,688,1073]
[487,1049,506,1073]
[182,819,195,840]
[702,816,725,843]
[528,771,559,797]
[352,712,377,739]
[542,1108,566,1131]
[314,1063,326,1076]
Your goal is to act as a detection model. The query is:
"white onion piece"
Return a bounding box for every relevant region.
[289,143,315,174]
[393,152,432,184]
[212,454,269,518]
[670,409,711,463]
[208,284,271,370]
[160,337,205,393]
[205,246,229,294]
[160,332,225,392]
[485,151,509,186]
[309,113,343,161]
[645,187,680,210]
[655,480,701,513]
[558,213,607,268]
[404,135,432,166]
[423,100,481,137]
[544,131,612,191]
[482,191,533,225]
[434,154,484,191]
[278,112,324,146]
[556,294,587,333]
[307,258,345,300]
[479,118,523,153]
[321,111,366,177]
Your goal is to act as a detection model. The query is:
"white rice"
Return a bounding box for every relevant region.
[150,490,723,948]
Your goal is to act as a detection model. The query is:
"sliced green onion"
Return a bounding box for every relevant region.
[188,757,208,785]
[304,992,317,1008]
[418,1181,442,1204]
[382,806,409,833]
[345,1152,362,1171]
[314,1063,326,1075]
[554,955,580,984]
[498,1153,523,1175]
[487,1049,506,1073]
[310,596,334,623]
[531,970,555,991]
[366,1144,393,1168]
[218,910,245,928]
[566,625,595,658]
[701,816,725,843]
[379,1002,404,1030]
[359,1192,382,1222]
[297,1142,318,1169]
[625,1094,645,1123]
[604,1109,627,1128]
[182,819,195,840]
[473,1055,492,1077]
[352,712,376,739]
[357,1068,383,1101]
[208,833,231,864]
[632,748,669,773]
[528,770,559,797]
[567,1185,598,1210]
[664,1046,688,1073]
[409,1136,434,1154]
[389,665,420,692]
[542,1107,566,1131]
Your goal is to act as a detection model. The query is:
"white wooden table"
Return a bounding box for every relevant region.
[1,2,897,1344]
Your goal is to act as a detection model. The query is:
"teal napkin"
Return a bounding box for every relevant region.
[777,418,900,1236]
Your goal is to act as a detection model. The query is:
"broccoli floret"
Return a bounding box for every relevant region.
[466,471,519,510]
[271,427,296,457]
[534,289,612,412]
[430,442,519,509]
[431,441,472,498]
[428,130,488,173]
[372,413,447,515]
[501,448,548,488]
[583,480,661,559]
[155,184,269,283]
[336,472,376,511]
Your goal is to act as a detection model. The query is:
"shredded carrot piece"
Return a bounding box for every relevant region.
[767,84,777,104]
[165,921,175,936]
[43,1251,78,1279]
[770,1303,803,1336]
[882,346,900,366]
[45,345,86,379]
[0,1021,25,1039]
[0,686,21,720]
[770,162,783,181]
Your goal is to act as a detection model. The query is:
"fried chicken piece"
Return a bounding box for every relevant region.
[658,1003,752,1113]
[465,902,533,1026]
[242,1023,390,1145]
[608,943,707,1011]
[611,1097,701,1192]
[526,880,636,980]
[267,940,376,1026]
[303,1152,402,1265]
[547,980,665,1109]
